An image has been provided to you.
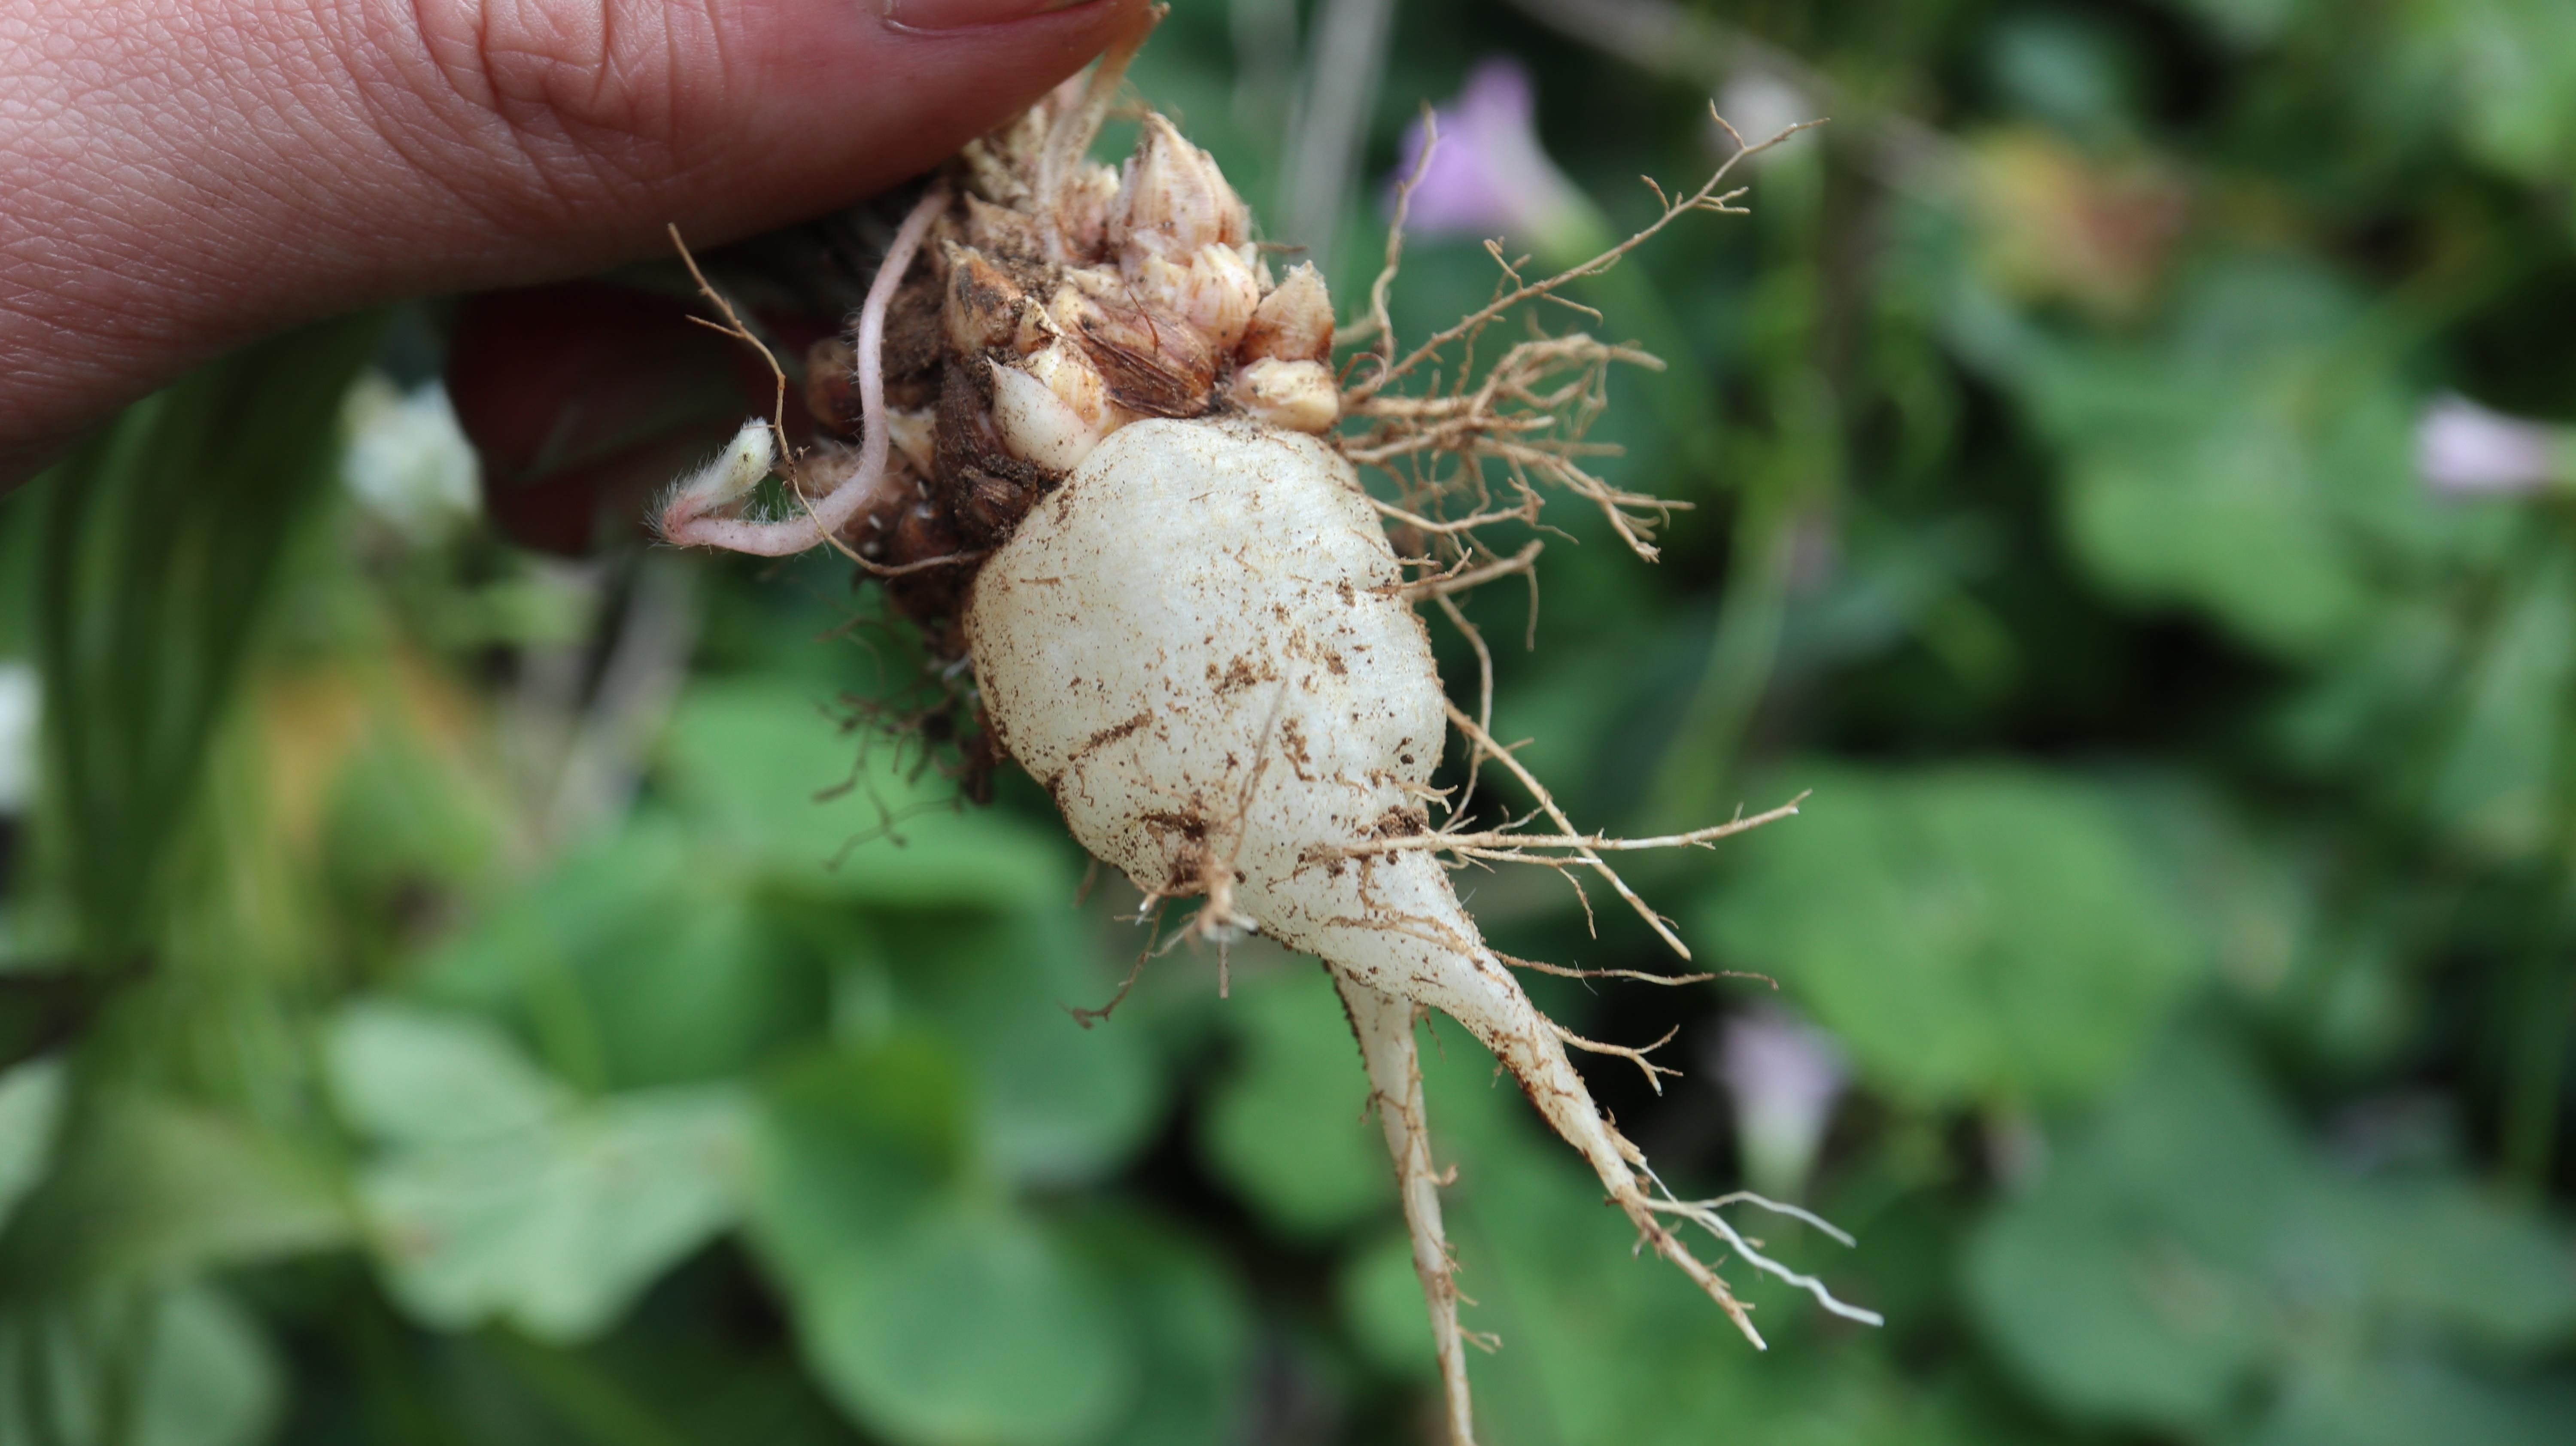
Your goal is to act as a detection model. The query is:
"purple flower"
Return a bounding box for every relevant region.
[1712,1007,1849,1200]
[1389,59,1595,258]
[2416,394,2569,497]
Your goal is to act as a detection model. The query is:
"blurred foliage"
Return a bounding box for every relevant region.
[10,0,2576,1442]
[1701,763,2203,1106]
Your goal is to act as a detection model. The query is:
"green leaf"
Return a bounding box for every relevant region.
[318,718,508,915]
[415,814,830,1090]
[1064,1215,1251,1446]
[2421,553,2576,861]
[1967,1029,2576,1435]
[799,1207,1133,1446]
[869,913,1161,1189]
[0,1094,350,1291]
[748,1039,1139,1446]
[2252,1352,2576,1446]
[0,1281,281,1446]
[1700,765,2203,1106]
[2414,0,2576,186]
[30,314,385,962]
[356,1085,748,1343]
[1965,1034,2328,1429]
[1198,963,1389,1237]
[747,1035,972,1273]
[328,1000,565,1142]
[331,1001,750,1342]
[565,890,816,1090]
[658,681,1074,914]
[1341,1226,1440,1377]
[0,1055,66,1236]
[2337,1179,2576,1351]
[1967,1168,2270,1428]
[1989,259,2439,657]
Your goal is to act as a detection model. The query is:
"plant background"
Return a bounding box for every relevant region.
[7,0,2576,1441]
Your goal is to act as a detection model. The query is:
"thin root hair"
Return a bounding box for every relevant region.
[1637,1164,1884,1329]
[1336,118,1820,583]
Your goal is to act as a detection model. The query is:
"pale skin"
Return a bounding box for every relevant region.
[0,0,1155,488]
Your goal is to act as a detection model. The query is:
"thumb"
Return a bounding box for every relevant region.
[0,0,1154,475]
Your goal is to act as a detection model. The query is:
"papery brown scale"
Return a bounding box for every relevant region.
[933,355,1059,542]
[942,243,1026,355]
[1077,304,1218,418]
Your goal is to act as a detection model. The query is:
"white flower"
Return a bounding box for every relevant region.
[0,665,36,815]
[2415,393,2567,497]
[1712,70,1814,158]
[343,375,482,541]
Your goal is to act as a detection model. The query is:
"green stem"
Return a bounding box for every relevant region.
[2503,516,2576,1192]
[2502,925,2575,1194]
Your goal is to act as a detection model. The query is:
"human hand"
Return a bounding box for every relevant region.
[0,0,1153,489]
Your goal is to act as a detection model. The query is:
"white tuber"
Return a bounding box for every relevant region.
[965,417,1806,1407]
[654,27,1862,1442]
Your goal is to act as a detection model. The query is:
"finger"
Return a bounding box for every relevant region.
[0,0,1153,477]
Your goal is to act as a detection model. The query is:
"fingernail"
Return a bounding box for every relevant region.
[883,0,1094,33]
